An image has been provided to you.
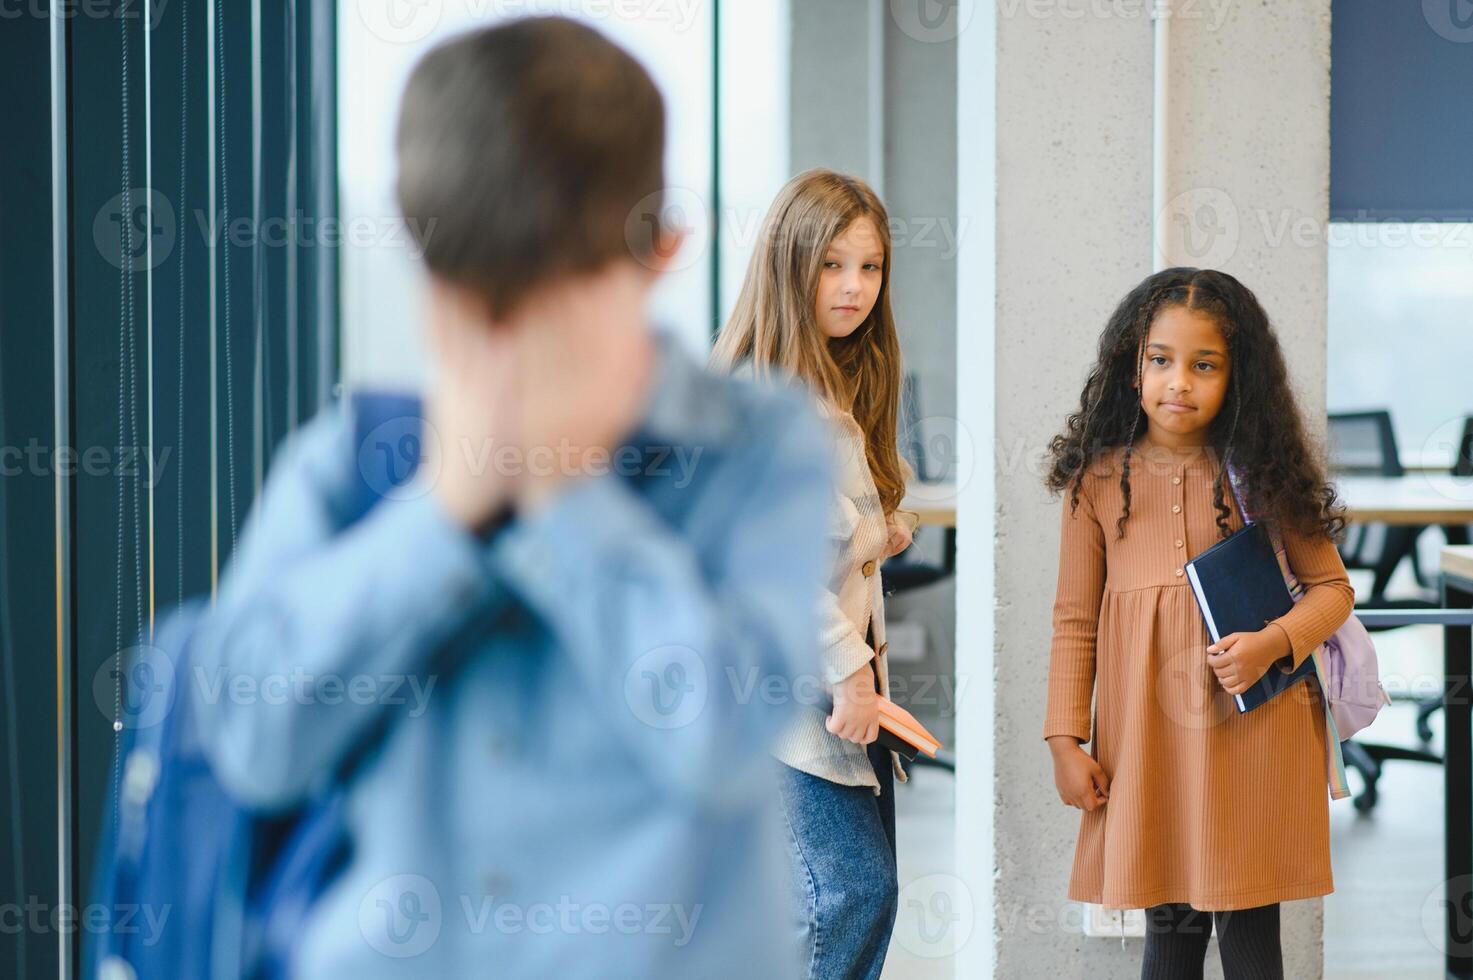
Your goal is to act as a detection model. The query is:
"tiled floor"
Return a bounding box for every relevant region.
[881,761,957,980]
[880,623,1452,979]
[1322,623,1447,980]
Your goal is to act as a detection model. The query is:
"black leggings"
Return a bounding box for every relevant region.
[1140,902,1282,980]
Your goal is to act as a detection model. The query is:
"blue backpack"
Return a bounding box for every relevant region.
[87,392,443,980]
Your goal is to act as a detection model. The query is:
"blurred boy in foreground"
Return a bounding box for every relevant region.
[189,17,832,977]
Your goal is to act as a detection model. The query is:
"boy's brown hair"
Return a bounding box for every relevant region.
[395,17,665,318]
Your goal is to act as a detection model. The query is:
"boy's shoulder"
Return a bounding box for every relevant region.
[264,392,424,527]
[719,356,826,427]
[635,333,825,462]
[291,333,827,510]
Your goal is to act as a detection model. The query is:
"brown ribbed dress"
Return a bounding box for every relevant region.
[1042,443,1355,912]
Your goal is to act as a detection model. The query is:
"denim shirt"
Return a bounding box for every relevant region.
[188,331,833,978]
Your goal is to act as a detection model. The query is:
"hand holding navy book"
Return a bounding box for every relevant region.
[1185,521,1317,712]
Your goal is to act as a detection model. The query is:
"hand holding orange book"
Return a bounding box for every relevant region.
[814,693,942,760]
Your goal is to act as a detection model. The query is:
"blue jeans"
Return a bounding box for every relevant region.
[776,741,898,980]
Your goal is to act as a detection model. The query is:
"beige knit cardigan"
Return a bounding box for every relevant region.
[770,399,906,792]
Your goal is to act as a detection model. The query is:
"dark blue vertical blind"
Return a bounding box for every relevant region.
[0,3,339,974]
[0,15,63,980]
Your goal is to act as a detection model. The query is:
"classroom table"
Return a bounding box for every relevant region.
[1336,475,1473,526]
[901,481,958,528]
[1336,444,1462,473]
[1402,446,1457,473]
[905,474,1473,528]
[1441,546,1473,979]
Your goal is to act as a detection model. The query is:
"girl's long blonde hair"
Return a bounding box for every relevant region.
[709,169,907,515]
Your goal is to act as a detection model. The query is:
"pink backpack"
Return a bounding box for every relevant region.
[1228,466,1390,800]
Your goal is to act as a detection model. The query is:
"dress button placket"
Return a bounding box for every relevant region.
[1173,465,1185,578]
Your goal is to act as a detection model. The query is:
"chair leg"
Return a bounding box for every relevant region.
[1410,546,1429,590]
[1340,740,1381,813]
[1416,696,1441,744]
[1373,526,1424,598]
[907,752,955,774]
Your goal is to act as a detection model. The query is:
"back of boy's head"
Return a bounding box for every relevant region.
[396,17,665,319]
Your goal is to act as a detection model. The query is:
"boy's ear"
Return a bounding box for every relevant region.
[640,226,688,277]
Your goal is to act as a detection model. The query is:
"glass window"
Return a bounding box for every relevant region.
[338,1,716,385]
[1327,222,1473,467]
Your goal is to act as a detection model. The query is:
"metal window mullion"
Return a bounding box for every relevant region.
[48,7,73,979]
[206,0,218,595]
[285,0,298,429]
[145,0,157,638]
[251,0,264,498]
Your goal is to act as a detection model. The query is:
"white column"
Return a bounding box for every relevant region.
[958,1,1331,976]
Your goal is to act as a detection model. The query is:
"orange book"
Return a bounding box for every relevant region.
[878,699,941,757]
[817,693,943,759]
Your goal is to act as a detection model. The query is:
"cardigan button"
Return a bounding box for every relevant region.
[1171,504,1182,514]
[862,560,876,577]
[1172,476,1182,485]
[1174,568,1184,577]
[1176,539,1184,548]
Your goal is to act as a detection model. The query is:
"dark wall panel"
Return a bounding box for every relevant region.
[1332,0,1473,220]
[0,2,340,973]
[0,14,63,980]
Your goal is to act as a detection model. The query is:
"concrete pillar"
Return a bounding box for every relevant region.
[789,0,886,187]
[956,1,1332,976]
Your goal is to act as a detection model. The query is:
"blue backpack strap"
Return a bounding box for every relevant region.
[344,390,425,525]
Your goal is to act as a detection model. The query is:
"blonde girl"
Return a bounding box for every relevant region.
[711,169,915,980]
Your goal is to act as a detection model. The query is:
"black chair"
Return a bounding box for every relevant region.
[882,372,955,595]
[1328,411,1432,596]
[884,372,956,775]
[1327,411,1442,810]
[1441,415,1473,550]
[1411,415,1473,742]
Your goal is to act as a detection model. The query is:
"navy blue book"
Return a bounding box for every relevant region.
[1184,521,1316,713]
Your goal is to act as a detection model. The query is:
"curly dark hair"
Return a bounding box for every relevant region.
[1045,267,1345,542]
